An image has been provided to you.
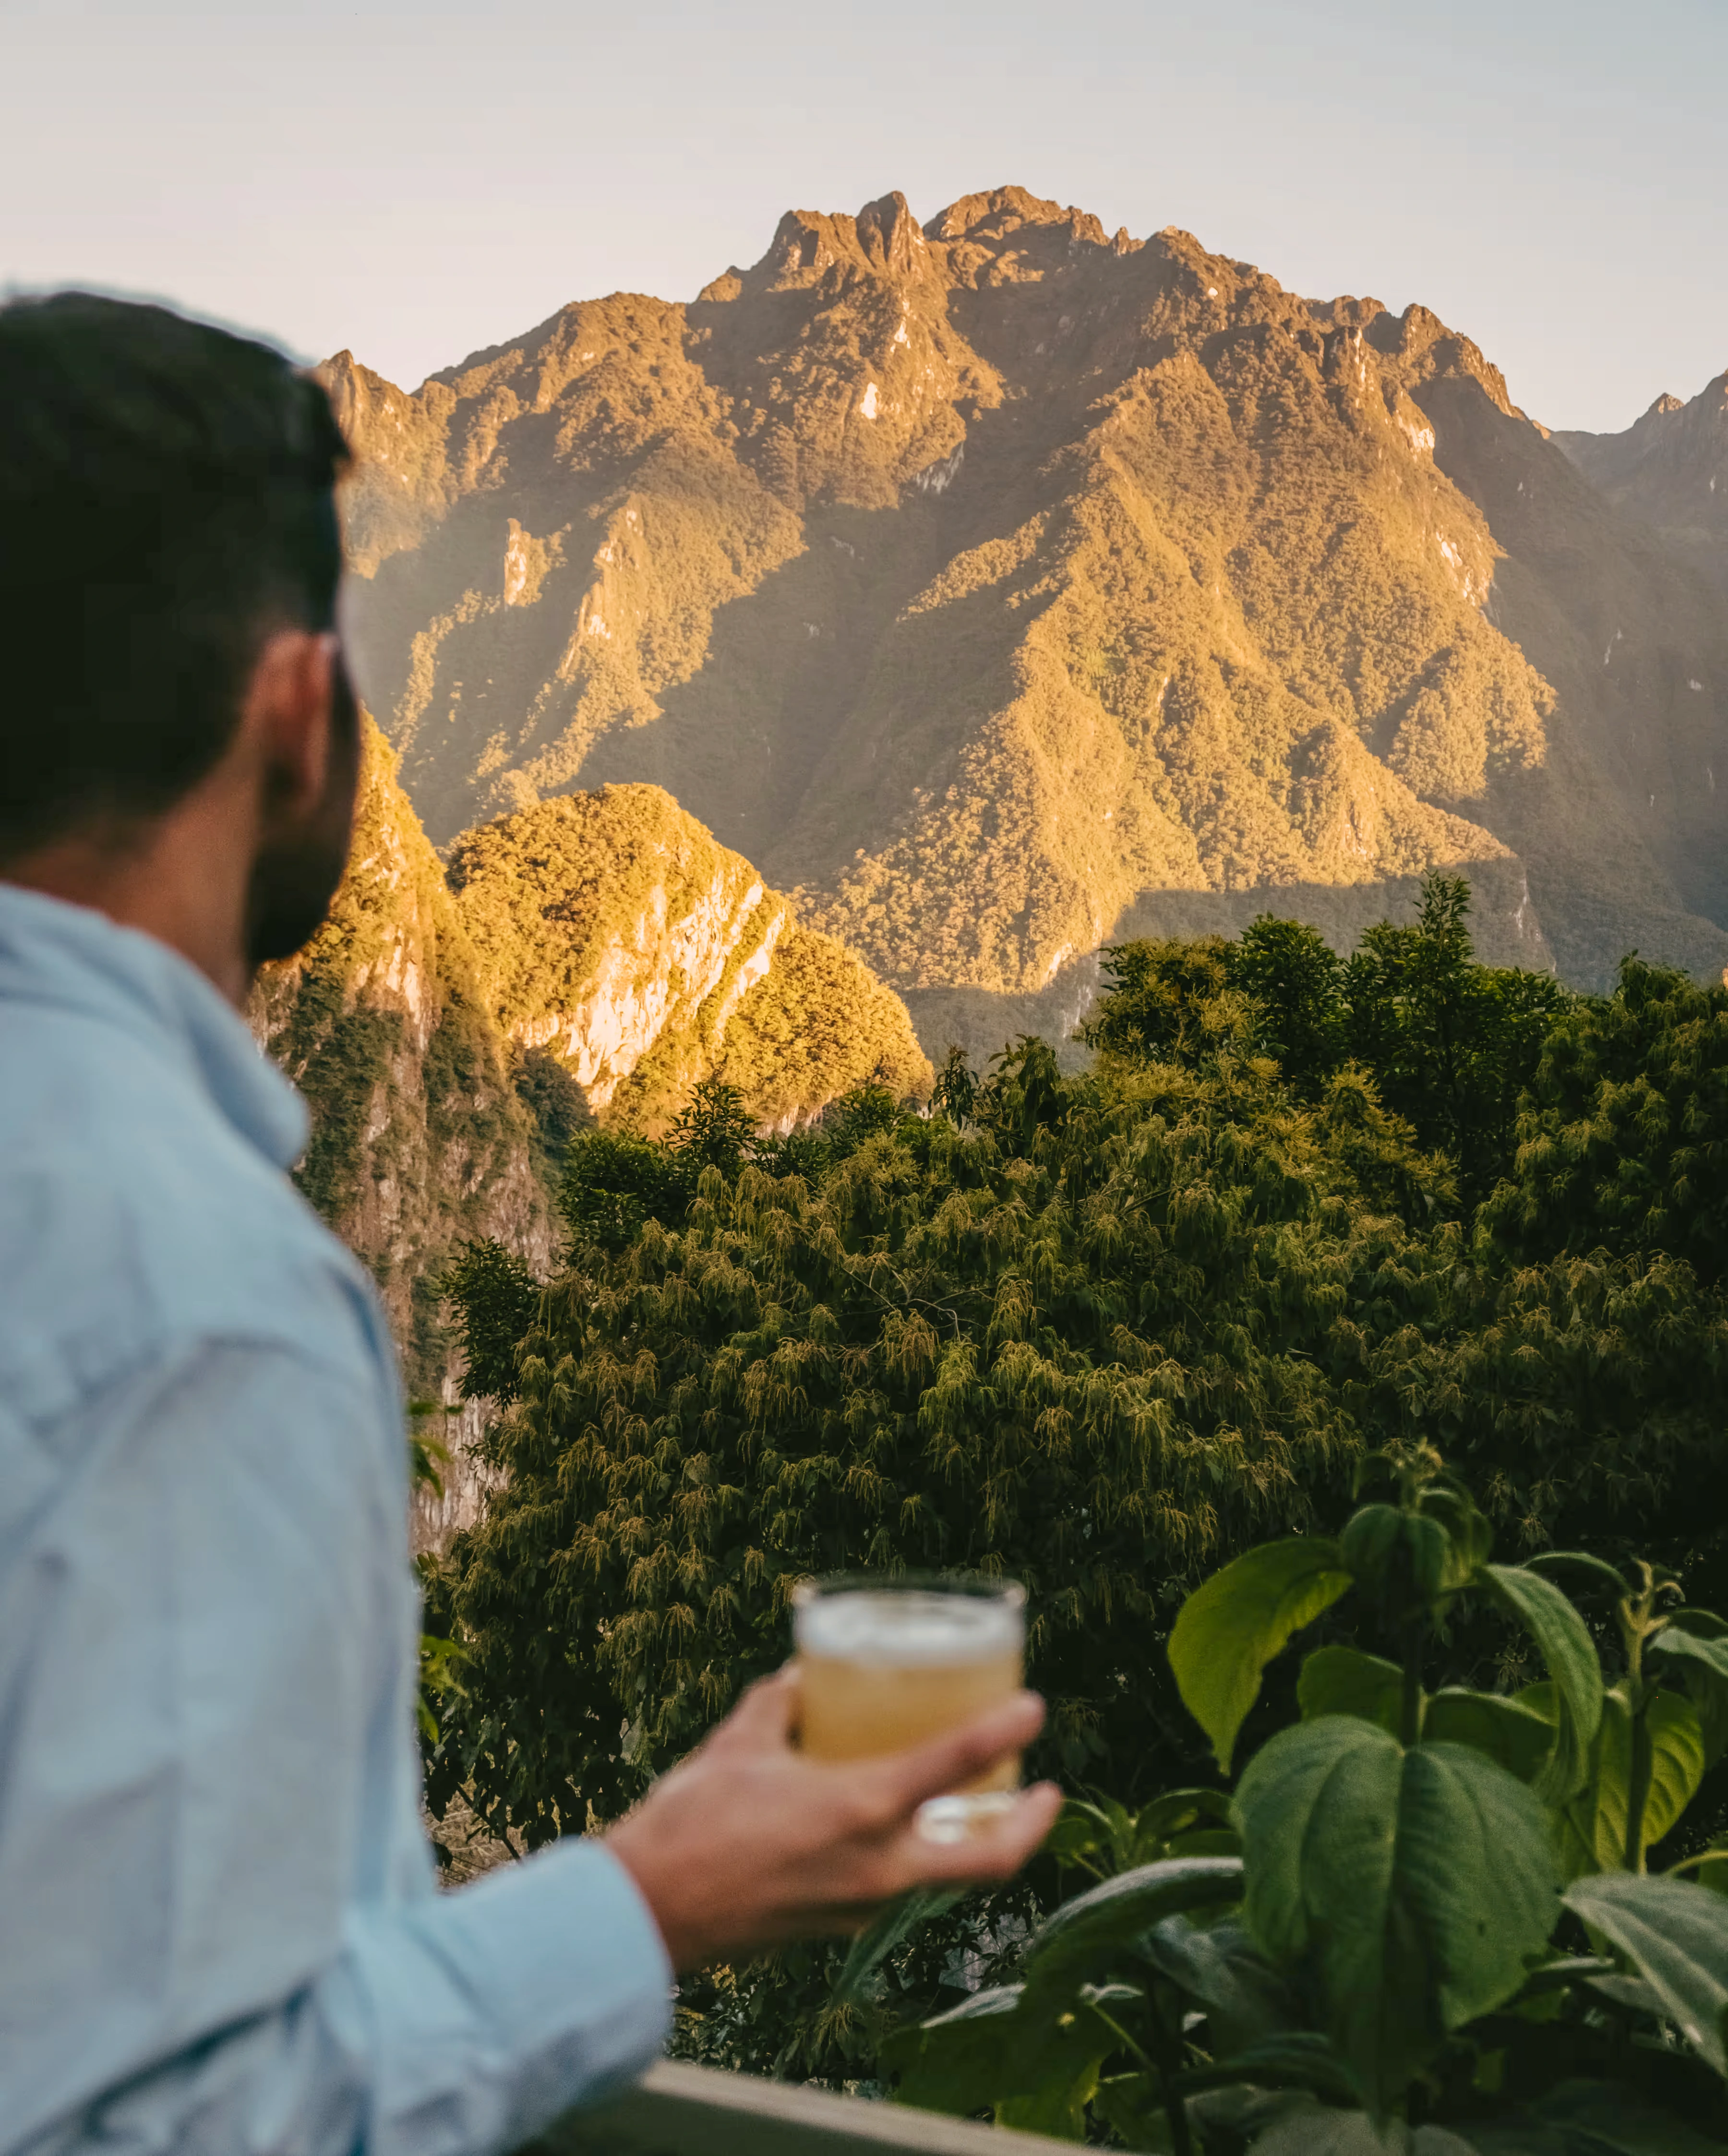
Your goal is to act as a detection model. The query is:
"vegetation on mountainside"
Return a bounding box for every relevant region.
[790,319,1552,999]
[445,784,930,1132]
[425,875,1728,1819]
[251,715,550,1396]
[447,784,756,1038]
[887,1455,1728,2152]
[699,919,934,1130]
[259,721,932,1465]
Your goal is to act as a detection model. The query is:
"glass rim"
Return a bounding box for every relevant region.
[791,1570,1025,1610]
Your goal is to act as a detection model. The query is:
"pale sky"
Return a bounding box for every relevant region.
[2,0,1722,434]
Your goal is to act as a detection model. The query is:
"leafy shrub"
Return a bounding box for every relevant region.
[885,1452,1728,2151]
[1485,959,1728,1286]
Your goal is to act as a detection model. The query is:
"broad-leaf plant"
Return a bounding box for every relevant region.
[883,1449,1728,2151]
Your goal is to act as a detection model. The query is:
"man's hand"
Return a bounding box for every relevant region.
[604,1668,1061,1972]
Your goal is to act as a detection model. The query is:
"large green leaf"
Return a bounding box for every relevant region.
[1235,1718,1560,2114]
[884,1981,1124,2131]
[1421,1688,1559,1785]
[1139,1915,1298,2054]
[1563,1871,1728,2075]
[1649,1626,1728,1768]
[1168,1537,1352,1771]
[1648,1627,1728,1686]
[1520,2079,1728,2154]
[1532,1681,1706,1877]
[1247,2102,1480,2153]
[1483,1564,1604,1800]
[1521,1551,1632,1600]
[1298,1645,1406,1734]
[1635,1691,1707,1855]
[1023,1854,1244,1995]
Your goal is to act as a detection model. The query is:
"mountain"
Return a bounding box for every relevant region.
[324,186,1728,1054]
[1555,374,1728,589]
[444,783,930,1131]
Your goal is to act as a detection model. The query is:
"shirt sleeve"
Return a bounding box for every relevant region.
[0,1339,671,2156]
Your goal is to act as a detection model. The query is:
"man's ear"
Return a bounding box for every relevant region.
[243,628,338,816]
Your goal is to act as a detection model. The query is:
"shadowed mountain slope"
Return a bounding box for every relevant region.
[329,187,1728,1046]
[250,716,557,1545]
[1556,373,1728,591]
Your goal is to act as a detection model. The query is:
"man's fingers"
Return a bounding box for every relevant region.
[893,1782,1064,1890]
[708,1664,799,1754]
[863,1689,1047,1816]
[757,1785,1064,1940]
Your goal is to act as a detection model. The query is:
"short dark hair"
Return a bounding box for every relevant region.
[0,292,349,861]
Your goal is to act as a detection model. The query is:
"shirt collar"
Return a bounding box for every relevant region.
[0,883,310,1170]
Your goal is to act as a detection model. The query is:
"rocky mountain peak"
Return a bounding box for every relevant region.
[854,189,925,277]
[327,184,1728,1031]
[926,184,1109,251]
[749,192,939,293]
[1556,364,1728,580]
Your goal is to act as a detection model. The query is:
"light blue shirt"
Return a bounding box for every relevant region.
[0,886,671,2155]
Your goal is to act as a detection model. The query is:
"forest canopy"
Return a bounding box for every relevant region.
[427,877,1728,1860]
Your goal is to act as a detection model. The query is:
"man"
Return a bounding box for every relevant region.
[0,294,1060,2155]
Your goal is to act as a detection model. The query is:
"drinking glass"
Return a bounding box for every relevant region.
[791,1573,1026,1843]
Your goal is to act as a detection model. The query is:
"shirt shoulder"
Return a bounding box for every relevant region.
[0,999,388,1425]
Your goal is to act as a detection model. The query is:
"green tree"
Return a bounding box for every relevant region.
[1344,874,1571,1207]
[665,1076,756,1181]
[1226,915,1347,1096]
[929,1045,979,1129]
[430,1049,1455,1846]
[1485,958,1728,1286]
[441,1240,539,1406]
[1087,876,1571,1210]
[1078,939,1240,1069]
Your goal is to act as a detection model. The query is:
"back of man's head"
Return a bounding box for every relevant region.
[0,293,348,866]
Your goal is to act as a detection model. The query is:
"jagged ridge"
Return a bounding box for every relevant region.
[329,186,1728,1039]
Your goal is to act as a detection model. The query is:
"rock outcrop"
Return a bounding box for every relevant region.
[250,715,558,1549]
[445,785,932,1132]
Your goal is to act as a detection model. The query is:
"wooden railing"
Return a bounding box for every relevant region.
[537,2061,1068,2156]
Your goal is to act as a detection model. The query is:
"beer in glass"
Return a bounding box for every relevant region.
[792,1575,1026,1841]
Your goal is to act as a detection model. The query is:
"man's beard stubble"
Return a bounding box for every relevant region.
[243,653,361,972]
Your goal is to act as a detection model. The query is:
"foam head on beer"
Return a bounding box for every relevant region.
[792,1578,1026,1841]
